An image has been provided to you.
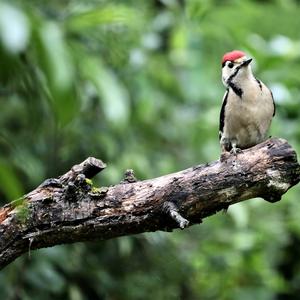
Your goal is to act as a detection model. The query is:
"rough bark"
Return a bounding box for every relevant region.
[0,138,299,270]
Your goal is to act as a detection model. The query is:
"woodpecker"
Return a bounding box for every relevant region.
[219,50,275,155]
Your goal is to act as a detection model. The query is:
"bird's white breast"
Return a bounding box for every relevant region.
[223,80,274,148]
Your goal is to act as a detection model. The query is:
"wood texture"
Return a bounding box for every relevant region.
[0,138,299,270]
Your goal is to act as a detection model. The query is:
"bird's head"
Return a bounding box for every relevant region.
[221,50,253,87]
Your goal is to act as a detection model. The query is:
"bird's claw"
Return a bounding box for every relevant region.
[230,147,242,155]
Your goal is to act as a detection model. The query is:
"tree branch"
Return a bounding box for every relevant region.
[0,138,299,270]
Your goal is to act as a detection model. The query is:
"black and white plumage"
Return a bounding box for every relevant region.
[219,50,275,154]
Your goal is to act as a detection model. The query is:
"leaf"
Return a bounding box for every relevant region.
[69,285,83,300]
[66,5,139,31]
[0,3,30,54]
[34,21,78,125]
[81,56,129,127]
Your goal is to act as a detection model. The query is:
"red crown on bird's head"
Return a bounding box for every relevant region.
[222,50,246,64]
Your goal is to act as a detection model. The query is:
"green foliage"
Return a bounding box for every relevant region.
[1,0,300,299]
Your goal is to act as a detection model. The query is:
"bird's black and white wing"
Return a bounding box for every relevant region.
[260,78,275,117]
[270,90,276,117]
[219,89,229,140]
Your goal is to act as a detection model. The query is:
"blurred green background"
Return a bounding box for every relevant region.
[1,0,300,299]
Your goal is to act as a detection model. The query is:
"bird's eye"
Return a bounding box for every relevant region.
[228,62,234,68]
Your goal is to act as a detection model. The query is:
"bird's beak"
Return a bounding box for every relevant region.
[241,58,252,67]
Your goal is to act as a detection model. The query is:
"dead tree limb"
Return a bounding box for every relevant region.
[0,138,299,270]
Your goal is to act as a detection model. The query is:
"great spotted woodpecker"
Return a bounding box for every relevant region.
[219,50,275,155]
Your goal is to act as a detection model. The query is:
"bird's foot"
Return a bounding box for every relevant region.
[230,146,242,155]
